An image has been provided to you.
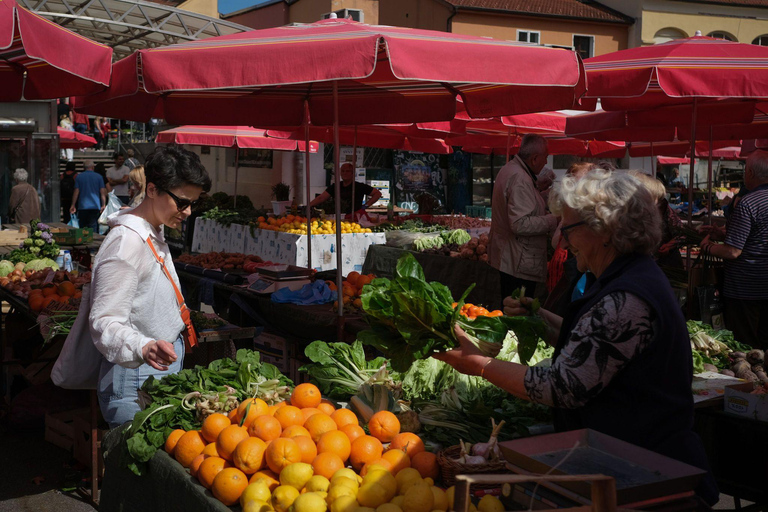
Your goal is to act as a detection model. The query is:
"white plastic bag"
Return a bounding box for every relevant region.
[98,191,123,226]
[51,284,102,389]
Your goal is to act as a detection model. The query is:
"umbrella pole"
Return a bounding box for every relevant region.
[708,127,714,224]
[352,126,357,217]
[234,150,239,209]
[505,128,511,163]
[688,99,697,226]
[650,142,654,177]
[333,82,345,341]
[305,102,312,271]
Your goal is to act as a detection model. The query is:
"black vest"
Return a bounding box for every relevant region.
[553,254,718,504]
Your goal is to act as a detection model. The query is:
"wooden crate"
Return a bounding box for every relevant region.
[45,407,88,452]
[0,227,27,245]
[73,410,105,473]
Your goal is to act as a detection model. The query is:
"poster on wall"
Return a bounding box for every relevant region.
[393,151,446,214]
[238,148,273,168]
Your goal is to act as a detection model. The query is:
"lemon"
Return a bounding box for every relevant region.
[353,508,376,512]
[377,504,403,512]
[273,485,301,512]
[305,476,331,493]
[331,495,359,512]
[402,484,434,512]
[242,481,273,507]
[332,477,360,492]
[357,483,389,509]
[477,495,504,512]
[430,488,448,512]
[423,479,434,487]
[281,462,315,491]
[326,485,357,505]
[390,496,405,508]
[399,478,424,496]
[293,492,329,512]
[244,501,274,512]
[394,469,422,495]
[332,469,360,484]
[444,488,454,510]
[469,503,478,512]
[363,470,397,501]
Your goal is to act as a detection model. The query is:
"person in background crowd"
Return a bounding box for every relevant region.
[125,149,140,171]
[70,160,107,231]
[669,167,685,187]
[57,99,72,125]
[106,152,131,204]
[436,169,718,506]
[72,111,90,134]
[308,162,382,216]
[90,145,211,427]
[630,171,684,269]
[128,166,146,208]
[8,168,41,224]
[59,114,73,131]
[60,161,77,224]
[701,150,768,348]
[488,133,558,301]
[93,117,110,150]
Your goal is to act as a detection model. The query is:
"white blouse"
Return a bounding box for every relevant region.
[89,211,185,368]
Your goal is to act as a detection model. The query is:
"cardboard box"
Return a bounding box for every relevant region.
[724,382,768,422]
[45,408,86,451]
[54,227,93,245]
[260,353,289,374]
[253,332,291,360]
[73,410,106,472]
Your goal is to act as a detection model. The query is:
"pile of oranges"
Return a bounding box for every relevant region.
[28,281,81,313]
[451,303,503,320]
[164,383,442,511]
[331,271,376,311]
[255,215,372,236]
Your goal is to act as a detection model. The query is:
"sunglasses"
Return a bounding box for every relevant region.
[560,220,586,244]
[162,188,203,212]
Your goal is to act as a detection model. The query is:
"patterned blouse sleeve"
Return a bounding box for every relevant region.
[524,292,657,409]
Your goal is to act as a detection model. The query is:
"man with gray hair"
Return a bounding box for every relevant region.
[71,159,107,231]
[8,168,40,223]
[488,134,558,301]
[701,150,768,347]
[125,149,140,170]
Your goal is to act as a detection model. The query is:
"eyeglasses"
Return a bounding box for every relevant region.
[560,220,586,244]
[162,189,202,212]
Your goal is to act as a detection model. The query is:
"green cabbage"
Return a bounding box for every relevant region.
[25,258,60,271]
[0,260,14,277]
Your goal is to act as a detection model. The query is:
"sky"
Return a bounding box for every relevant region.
[218,0,272,15]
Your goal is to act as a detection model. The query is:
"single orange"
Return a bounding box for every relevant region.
[361,458,394,476]
[202,413,232,443]
[28,295,45,313]
[232,437,267,475]
[368,411,400,443]
[311,452,345,480]
[273,405,304,430]
[265,437,302,474]
[304,413,337,443]
[382,448,410,474]
[212,467,249,506]
[165,429,186,455]
[41,284,57,297]
[339,424,365,445]
[228,407,240,424]
[316,430,351,462]
[350,435,383,471]
[249,469,280,490]
[28,288,43,297]
[411,451,439,480]
[238,398,269,428]
[175,430,206,468]
[57,281,75,297]
[216,424,249,461]
[248,415,282,442]
[190,453,208,478]
[388,433,425,459]
[293,435,318,464]
[281,425,311,439]
[203,443,219,457]
[317,402,335,416]
[331,409,359,429]
[198,456,231,489]
[300,408,322,423]
[291,383,322,409]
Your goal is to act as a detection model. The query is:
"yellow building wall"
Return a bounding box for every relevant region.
[178,0,220,19]
[288,0,378,25]
[451,12,628,56]
[642,10,768,45]
[378,0,452,32]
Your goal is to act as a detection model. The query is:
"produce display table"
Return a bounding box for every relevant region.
[100,425,231,512]
[363,245,503,310]
[191,219,386,274]
[0,222,105,256]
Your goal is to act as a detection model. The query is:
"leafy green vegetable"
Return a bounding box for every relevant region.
[299,340,396,399]
[359,253,546,372]
[122,349,293,476]
[441,229,471,246]
[687,320,752,370]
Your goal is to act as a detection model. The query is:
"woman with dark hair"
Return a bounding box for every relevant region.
[89,145,211,427]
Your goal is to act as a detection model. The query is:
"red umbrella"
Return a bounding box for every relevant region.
[266,125,452,154]
[57,128,96,149]
[0,0,111,101]
[73,18,586,126]
[629,141,738,158]
[461,138,626,159]
[156,126,318,152]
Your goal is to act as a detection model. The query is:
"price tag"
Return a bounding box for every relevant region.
[43,271,55,285]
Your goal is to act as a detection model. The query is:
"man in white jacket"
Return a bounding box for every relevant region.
[488,134,558,301]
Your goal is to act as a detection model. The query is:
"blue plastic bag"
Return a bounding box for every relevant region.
[67,214,79,228]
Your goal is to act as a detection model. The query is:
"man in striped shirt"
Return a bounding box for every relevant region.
[701,151,768,348]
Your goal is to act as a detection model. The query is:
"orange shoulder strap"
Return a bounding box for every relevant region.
[146,237,198,349]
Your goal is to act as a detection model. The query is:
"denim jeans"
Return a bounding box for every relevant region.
[97,336,184,428]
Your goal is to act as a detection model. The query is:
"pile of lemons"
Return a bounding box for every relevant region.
[240,463,505,512]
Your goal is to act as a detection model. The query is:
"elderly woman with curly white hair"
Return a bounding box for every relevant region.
[436,169,718,505]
